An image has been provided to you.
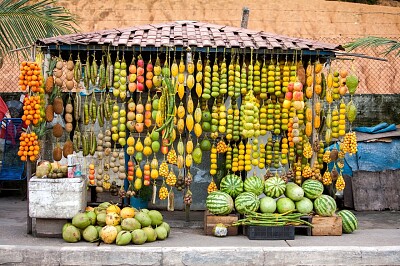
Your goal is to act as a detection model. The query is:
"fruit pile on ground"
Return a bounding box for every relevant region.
[62,202,171,245]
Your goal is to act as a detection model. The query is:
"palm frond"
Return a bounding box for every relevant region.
[0,0,78,59]
[343,36,400,57]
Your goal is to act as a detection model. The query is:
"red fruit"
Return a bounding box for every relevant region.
[285,91,293,100]
[144,179,150,186]
[288,82,294,92]
[136,82,144,92]
[161,145,168,155]
[293,91,304,101]
[129,65,137,74]
[293,82,303,92]
[137,75,145,83]
[146,63,153,72]
[137,60,144,68]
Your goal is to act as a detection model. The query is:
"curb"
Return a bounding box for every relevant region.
[1,245,400,265]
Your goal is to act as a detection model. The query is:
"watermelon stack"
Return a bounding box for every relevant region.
[264,176,286,198]
[244,175,264,196]
[302,179,324,200]
[220,174,243,198]
[337,210,358,233]
[314,195,337,217]
[235,192,260,214]
[206,191,234,215]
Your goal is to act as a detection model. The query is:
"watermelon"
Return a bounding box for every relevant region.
[234,192,260,214]
[276,197,295,214]
[314,195,337,217]
[259,197,276,213]
[264,176,286,198]
[220,174,243,198]
[206,191,234,215]
[243,175,264,196]
[295,197,313,214]
[285,183,304,201]
[302,179,324,200]
[337,210,358,234]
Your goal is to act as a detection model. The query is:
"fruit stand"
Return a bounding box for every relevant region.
[22,21,361,240]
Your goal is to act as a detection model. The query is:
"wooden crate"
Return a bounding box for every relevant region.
[204,210,239,236]
[311,215,342,236]
[33,218,68,238]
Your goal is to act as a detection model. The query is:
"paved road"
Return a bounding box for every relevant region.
[1,194,399,265]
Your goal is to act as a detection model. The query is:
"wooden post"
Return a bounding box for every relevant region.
[241,7,250,29]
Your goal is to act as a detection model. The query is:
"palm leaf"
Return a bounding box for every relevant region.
[344,36,400,57]
[0,0,78,59]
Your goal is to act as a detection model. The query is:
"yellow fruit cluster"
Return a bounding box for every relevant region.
[322,170,332,186]
[207,179,218,194]
[167,148,177,164]
[210,145,218,176]
[166,171,177,186]
[342,131,358,155]
[159,186,168,200]
[159,161,169,177]
[216,140,228,153]
[302,164,313,179]
[303,142,312,159]
[336,175,345,191]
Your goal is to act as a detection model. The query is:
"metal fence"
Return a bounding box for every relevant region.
[0,37,399,94]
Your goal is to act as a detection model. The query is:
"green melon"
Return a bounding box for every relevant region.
[259,197,277,213]
[234,192,260,215]
[337,210,358,234]
[206,191,234,215]
[220,174,243,198]
[295,197,314,214]
[276,197,295,214]
[285,183,304,202]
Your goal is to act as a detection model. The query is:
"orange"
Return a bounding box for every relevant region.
[30,156,36,161]
[20,156,26,161]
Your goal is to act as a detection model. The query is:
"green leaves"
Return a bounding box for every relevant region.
[0,0,77,59]
[344,36,400,57]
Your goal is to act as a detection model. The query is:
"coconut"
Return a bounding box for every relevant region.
[66,80,74,91]
[55,77,63,87]
[105,212,121,226]
[100,225,117,244]
[142,226,157,242]
[134,212,151,227]
[86,211,97,225]
[160,222,171,237]
[155,226,168,240]
[67,60,74,71]
[62,222,73,233]
[72,213,91,230]
[82,225,98,242]
[116,231,132,246]
[121,218,141,231]
[62,225,81,243]
[65,113,73,123]
[148,210,163,227]
[131,229,147,245]
[96,212,106,226]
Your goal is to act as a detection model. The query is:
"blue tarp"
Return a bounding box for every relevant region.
[327,139,400,175]
[354,123,397,134]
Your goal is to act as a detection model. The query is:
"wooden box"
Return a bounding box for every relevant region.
[33,218,68,238]
[204,210,239,236]
[311,215,342,236]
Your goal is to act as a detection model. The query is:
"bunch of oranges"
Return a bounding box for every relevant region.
[22,95,41,126]
[18,132,40,162]
[19,61,43,93]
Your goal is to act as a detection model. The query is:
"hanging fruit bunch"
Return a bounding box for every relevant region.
[18,132,40,162]
[22,95,41,126]
[19,61,43,93]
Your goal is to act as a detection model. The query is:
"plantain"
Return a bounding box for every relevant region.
[90,54,98,85]
[91,93,97,124]
[83,96,89,125]
[74,54,82,82]
[106,51,113,88]
[84,53,91,89]
[73,125,81,152]
[104,93,112,120]
[74,92,81,122]
[98,55,106,90]
[89,130,97,156]
[82,131,89,156]
[97,94,105,127]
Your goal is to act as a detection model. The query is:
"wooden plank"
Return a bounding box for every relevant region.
[381,170,400,211]
[352,171,386,211]
[204,210,239,236]
[312,216,342,236]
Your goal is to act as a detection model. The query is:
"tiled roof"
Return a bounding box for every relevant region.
[37,21,343,51]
